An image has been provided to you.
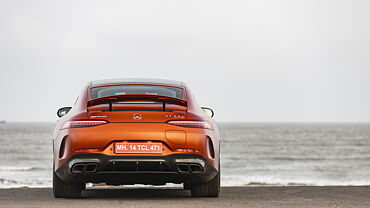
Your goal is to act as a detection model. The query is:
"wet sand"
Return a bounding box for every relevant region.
[1,186,370,208]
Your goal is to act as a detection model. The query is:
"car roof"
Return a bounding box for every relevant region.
[90,78,184,88]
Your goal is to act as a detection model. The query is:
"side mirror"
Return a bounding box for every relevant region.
[201,107,214,118]
[57,107,72,118]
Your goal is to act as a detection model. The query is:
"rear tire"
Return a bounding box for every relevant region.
[183,182,191,190]
[53,172,84,198]
[190,163,220,197]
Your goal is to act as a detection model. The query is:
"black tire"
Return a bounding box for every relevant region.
[183,182,191,190]
[190,163,220,197]
[53,172,84,198]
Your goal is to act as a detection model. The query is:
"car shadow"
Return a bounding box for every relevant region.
[81,187,191,199]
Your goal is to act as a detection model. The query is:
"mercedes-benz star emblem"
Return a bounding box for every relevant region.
[133,113,142,120]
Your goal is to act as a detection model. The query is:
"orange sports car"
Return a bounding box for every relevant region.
[53,78,220,198]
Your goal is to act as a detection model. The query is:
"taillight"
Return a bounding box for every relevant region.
[74,148,99,153]
[176,148,200,153]
[166,120,213,130]
[61,120,108,129]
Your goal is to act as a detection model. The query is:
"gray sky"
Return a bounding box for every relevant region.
[0,0,369,122]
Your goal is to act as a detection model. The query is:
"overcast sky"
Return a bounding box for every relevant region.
[0,0,369,122]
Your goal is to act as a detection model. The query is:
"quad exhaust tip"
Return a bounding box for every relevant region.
[176,164,190,173]
[71,164,85,173]
[85,163,98,173]
[189,164,203,173]
[71,163,98,173]
[176,163,203,174]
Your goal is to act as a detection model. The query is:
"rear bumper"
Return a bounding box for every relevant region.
[55,153,218,185]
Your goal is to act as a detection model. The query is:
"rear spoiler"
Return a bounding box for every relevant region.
[87,94,187,112]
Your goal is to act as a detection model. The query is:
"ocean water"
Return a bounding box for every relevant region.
[0,122,369,188]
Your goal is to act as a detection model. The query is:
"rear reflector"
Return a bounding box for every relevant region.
[176,148,200,153]
[74,148,99,153]
[61,120,108,129]
[166,120,213,130]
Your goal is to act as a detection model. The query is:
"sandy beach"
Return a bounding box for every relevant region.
[1,186,370,208]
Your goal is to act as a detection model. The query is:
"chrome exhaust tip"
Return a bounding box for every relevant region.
[71,163,86,173]
[85,163,98,173]
[189,164,203,173]
[176,163,190,173]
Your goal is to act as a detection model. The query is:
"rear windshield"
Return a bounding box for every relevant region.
[91,85,184,99]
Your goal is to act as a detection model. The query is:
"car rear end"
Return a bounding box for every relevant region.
[53,82,220,198]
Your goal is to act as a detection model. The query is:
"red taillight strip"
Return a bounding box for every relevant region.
[176,148,200,153]
[61,120,108,129]
[166,120,213,130]
[74,148,99,153]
